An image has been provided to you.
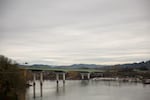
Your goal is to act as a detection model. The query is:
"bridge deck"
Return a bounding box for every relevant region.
[22,67,105,73]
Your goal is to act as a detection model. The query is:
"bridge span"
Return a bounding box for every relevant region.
[22,66,105,98]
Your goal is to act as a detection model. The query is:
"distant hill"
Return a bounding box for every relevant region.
[69,64,106,69]
[118,60,150,69]
[21,60,150,70]
[31,64,53,68]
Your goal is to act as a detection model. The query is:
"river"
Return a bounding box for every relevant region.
[26,80,150,100]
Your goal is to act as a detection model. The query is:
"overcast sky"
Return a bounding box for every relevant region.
[0,0,150,65]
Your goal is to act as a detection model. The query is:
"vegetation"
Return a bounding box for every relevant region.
[0,55,26,100]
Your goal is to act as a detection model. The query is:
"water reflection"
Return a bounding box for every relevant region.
[55,84,66,96]
[80,80,90,86]
[91,80,140,87]
[26,80,150,100]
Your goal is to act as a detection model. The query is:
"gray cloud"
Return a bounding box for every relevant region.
[0,0,150,65]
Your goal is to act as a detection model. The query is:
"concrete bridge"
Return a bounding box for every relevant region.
[22,66,105,98]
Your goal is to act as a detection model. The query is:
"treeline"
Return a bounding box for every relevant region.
[116,60,150,70]
[0,55,26,100]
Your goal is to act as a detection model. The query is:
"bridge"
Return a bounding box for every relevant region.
[22,66,105,98]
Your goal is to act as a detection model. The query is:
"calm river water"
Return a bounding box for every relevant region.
[26,80,150,100]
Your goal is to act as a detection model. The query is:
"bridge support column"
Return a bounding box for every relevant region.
[87,73,90,80]
[81,73,84,80]
[40,72,43,97]
[33,73,36,98]
[56,73,59,85]
[80,73,91,80]
[63,73,66,84]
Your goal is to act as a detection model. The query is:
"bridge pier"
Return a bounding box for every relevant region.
[81,73,84,80]
[55,72,66,85]
[33,72,36,98]
[80,72,91,80]
[40,72,43,97]
[32,71,44,98]
[63,72,66,84]
[87,73,90,80]
[56,73,59,85]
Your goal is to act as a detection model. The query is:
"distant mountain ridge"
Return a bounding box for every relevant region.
[116,60,150,69]
[23,60,150,70]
